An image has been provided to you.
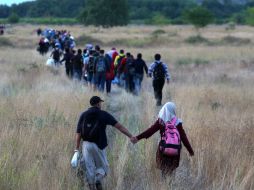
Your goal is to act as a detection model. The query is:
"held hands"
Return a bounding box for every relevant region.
[189,151,194,157]
[130,136,138,144]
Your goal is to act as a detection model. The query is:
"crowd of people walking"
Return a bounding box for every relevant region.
[60,44,170,105]
[36,29,171,106]
[37,28,76,56]
[33,29,195,190]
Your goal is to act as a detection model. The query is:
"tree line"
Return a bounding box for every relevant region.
[1,0,254,26]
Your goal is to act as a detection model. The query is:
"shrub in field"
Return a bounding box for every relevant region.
[185,35,209,44]
[151,29,166,36]
[145,13,171,25]
[0,37,13,47]
[222,36,251,45]
[8,13,19,24]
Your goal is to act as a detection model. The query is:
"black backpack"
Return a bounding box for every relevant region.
[96,56,106,72]
[81,112,100,141]
[88,57,95,73]
[126,58,135,75]
[153,62,165,80]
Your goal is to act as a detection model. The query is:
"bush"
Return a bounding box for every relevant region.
[151,29,166,36]
[184,6,214,29]
[8,13,19,24]
[245,7,254,26]
[185,35,209,44]
[145,13,170,25]
[225,22,236,31]
[222,36,251,45]
[0,37,13,47]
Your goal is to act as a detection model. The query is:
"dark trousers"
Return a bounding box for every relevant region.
[65,66,73,78]
[106,80,112,93]
[153,79,165,106]
[95,72,106,92]
[73,68,82,81]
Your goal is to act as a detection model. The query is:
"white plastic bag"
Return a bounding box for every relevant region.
[46,58,54,67]
[71,151,79,168]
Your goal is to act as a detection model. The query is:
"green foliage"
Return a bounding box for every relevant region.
[245,7,254,26]
[201,0,245,23]
[8,13,19,23]
[230,12,246,24]
[21,17,77,25]
[79,0,129,27]
[129,0,196,20]
[184,6,214,29]
[145,13,170,25]
[1,0,254,25]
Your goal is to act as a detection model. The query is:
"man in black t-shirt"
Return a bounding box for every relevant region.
[74,96,133,190]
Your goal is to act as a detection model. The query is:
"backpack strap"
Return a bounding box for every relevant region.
[171,117,177,126]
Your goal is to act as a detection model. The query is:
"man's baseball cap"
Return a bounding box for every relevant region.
[90,96,104,106]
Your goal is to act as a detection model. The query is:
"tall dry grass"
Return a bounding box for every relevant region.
[0,24,254,190]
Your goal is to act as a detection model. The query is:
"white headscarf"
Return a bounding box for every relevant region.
[158,102,182,125]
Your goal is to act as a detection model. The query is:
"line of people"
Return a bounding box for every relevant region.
[37,28,76,55]
[60,44,170,106]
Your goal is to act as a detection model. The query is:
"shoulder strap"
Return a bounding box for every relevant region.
[171,117,177,126]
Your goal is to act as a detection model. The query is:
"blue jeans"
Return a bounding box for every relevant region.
[134,74,143,95]
[95,72,106,92]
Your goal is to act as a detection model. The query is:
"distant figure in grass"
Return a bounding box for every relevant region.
[72,49,84,81]
[131,102,194,176]
[60,48,74,78]
[148,54,170,106]
[50,47,61,66]
[133,53,148,95]
[74,96,134,190]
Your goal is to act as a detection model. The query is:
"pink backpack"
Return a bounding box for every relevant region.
[159,117,181,156]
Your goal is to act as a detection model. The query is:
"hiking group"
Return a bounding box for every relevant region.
[37,28,171,106]
[72,96,194,190]
[60,44,170,106]
[37,28,76,57]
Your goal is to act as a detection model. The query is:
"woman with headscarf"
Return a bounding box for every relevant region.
[131,102,194,175]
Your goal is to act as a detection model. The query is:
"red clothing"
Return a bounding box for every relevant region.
[137,119,194,174]
[117,57,127,74]
[106,51,118,80]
